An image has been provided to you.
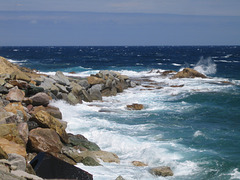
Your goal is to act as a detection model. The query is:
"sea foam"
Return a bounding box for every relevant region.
[194,57,217,75]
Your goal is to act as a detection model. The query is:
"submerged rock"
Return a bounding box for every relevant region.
[149,166,173,177]
[132,161,147,167]
[127,103,144,110]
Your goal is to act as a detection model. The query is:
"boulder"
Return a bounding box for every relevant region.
[27,121,39,131]
[161,70,176,76]
[127,104,144,110]
[17,123,28,146]
[0,159,11,173]
[11,170,43,180]
[10,71,31,82]
[50,152,76,165]
[68,134,100,151]
[4,102,28,121]
[6,87,25,102]
[116,175,125,180]
[51,71,70,86]
[39,77,55,90]
[171,68,207,79]
[81,89,92,102]
[78,79,90,89]
[33,110,68,143]
[62,146,83,163]
[0,146,8,159]
[8,153,26,171]
[50,84,59,95]
[0,78,5,86]
[0,137,27,158]
[30,92,50,106]
[67,92,81,105]
[0,86,8,94]
[0,169,25,180]
[44,105,62,119]
[81,156,101,166]
[88,84,103,100]
[28,84,44,96]
[132,161,147,167]
[101,87,117,97]
[8,80,29,90]
[149,166,173,177]
[55,83,69,93]
[28,128,63,153]
[0,123,25,147]
[87,76,105,85]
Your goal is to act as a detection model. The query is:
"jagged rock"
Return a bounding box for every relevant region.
[6,87,25,102]
[127,104,144,110]
[30,92,50,106]
[33,110,68,143]
[81,89,92,102]
[45,105,62,119]
[78,79,90,89]
[55,83,69,93]
[39,77,55,90]
[11,170,43,180]
[25,163,36,175]
[0,159,11,173]
[4,102,28,121]
[87,76,105,85]
[8,80,29,90]
[0,169,25,180]
[0,123,25,147]
[50,84,59,95]
[4,83,14,89]
[51,71,70,86]
[0,146,8,159]
[62,146,83,163]
[161,70,176,76]
[0,86,8,94]
[101,87,117,97]
[68,134,100,151]
[88,84,103,100]
[0,137,27,158]
[149,166,174,177]
[67,92,81,105]
[28,128,63,153]
[27,121,39,131]
[132,161,147,167]
[81,156,101,166]
[8,153,26,171]
[0,78,5,86]
[171,68,207,79]
[17,123,28,146]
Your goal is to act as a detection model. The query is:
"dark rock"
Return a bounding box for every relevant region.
[149,166,174,177]
[116,175,125,180]
[0,86,8,94]
[170,84,184,88]
[8,80,29,90]
[0,146,8,159]
[25,163,36,175]
[28,84,44,96]
[81,89,92,102]
[30,152,93,180]
[161,70,176,76]
[81,156,101,166]
[27,121,39,131]
[69,134,100,151]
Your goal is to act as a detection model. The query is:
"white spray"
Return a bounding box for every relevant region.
[194,57,217,75]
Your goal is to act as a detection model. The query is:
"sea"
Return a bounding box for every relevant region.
[0,46,240,180]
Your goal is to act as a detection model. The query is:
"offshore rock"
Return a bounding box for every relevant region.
[149,166,174,177]
[30,92,50,106]
[28,128,63,153]
[127,103,144,110]
[171,68,207,79]
[6,87,25,102]
[0,137,27,158]
[33,110,68,143]
[132,161,147,167]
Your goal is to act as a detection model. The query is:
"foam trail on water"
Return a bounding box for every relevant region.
[194,57,217,75]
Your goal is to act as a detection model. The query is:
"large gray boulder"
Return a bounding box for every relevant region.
[50,71,70,86]
[88,84,103,100]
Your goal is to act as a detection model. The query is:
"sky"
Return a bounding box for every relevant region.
[0,0,240,46]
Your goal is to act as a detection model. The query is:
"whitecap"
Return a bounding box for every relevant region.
[193,130,205,138]
[172,63,182,66]
[194,57,217,75]
[230,168,240,179]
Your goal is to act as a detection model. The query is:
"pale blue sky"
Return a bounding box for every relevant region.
[0,0,240,46]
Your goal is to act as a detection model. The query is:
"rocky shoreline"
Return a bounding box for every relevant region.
[0,55,212,179]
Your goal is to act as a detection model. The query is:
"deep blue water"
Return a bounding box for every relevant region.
[1,46,240,179]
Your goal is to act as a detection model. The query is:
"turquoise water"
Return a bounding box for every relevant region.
[1,46,240,179]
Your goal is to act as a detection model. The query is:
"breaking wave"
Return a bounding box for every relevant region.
[194,57,217,75]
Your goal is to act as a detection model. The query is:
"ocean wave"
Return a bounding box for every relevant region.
[7,58,28,64]
[193,57,217,75]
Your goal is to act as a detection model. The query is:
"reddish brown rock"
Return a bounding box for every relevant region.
[6,87,25,102]
[170,85,184,88]
[8,80,30,90]
[28,128,63,153]
[0,137,27,158]
[30,92,50,106]
[171,68,207,79]
[127,104,144,110]
[33,110,68,143]
[149,166,173,177]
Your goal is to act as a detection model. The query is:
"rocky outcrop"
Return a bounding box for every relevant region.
[171,68,207,79]
[149,166,174,177]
